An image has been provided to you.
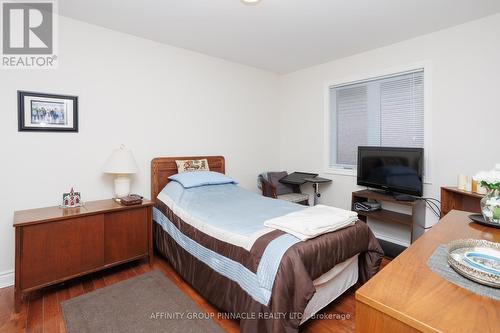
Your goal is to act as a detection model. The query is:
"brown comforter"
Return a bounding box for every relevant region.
[154,200,383,333]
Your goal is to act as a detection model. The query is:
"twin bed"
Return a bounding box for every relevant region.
[150,156,383,333]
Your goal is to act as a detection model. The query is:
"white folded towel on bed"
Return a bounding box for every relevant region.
[264,205,358,241]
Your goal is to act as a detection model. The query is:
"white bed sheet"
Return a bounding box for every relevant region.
[300,254,359,325]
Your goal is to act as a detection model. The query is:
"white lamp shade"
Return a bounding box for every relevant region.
[102,146,139,174]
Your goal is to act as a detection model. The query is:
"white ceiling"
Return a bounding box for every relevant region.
[59,0,500,73]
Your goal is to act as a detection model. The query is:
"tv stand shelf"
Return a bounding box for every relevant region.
[352,190,417,206]
[356,209,413,227]
[352,190,426,256]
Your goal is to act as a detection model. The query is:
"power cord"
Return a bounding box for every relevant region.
[424,200,440,218]
[420,197,442,218]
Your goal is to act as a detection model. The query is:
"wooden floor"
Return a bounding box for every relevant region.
[0,254,389,333]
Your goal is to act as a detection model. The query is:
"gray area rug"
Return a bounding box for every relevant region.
[427,245,500,301]
[62,270,225,333]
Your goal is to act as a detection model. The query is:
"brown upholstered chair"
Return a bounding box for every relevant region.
[259,172,309,206]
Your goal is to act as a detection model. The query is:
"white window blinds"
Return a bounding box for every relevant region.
[329,69,424,168]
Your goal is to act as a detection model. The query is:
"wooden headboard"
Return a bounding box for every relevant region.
[151,156,225,201]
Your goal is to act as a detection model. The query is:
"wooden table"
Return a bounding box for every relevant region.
[355,210,499,333]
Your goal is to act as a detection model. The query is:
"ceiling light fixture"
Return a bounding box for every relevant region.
[241,0,262,5]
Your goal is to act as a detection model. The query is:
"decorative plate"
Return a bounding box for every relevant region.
[446,239,500,288]
[469,214,500,229]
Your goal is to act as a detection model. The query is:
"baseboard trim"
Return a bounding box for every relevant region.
[0,270,14,289]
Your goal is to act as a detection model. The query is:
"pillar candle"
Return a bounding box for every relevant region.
[457,174,467,190]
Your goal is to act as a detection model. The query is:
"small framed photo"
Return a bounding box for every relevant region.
[18,91,78,132]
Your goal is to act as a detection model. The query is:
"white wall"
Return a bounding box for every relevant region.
[0,16,281,284]
[2,11,499,287]
[278,13,500,241]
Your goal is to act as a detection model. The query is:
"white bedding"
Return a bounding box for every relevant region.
[264,205,358,240]
[158,191,270,251]
[157,181,305,250]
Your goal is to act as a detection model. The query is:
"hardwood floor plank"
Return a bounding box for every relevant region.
[91,275,106,290]
[0,287,12,331]
[0,286,27,333]
[133,261,151,275]
[57,287,71,333]
[56,288,70,304]
[67,281,84,299]
[0,256,389,333]
[81,277,95,294]
[132,265,147,276]
[42,289,60,333]
[117,264,136,280]
[26,293,43,333]
[102,266,124,286]
[302,317,337,333]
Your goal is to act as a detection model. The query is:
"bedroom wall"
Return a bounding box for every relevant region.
[277,13,500,243]
[0,16,281,286]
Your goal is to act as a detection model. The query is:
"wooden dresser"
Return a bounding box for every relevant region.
[355,210,499,333]
[13,199,154,311]
[441,186,483,217]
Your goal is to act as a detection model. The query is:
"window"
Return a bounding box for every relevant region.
[329,69,424,170]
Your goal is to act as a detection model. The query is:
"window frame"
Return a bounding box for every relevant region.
[323,62,433,184]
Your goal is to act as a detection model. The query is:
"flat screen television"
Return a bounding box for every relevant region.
[357,146,424,197]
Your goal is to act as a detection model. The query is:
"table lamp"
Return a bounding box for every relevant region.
[102,145,138,198]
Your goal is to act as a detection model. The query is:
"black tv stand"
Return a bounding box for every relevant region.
[368,189,416,202]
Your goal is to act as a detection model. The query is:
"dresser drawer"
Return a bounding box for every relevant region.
[104,208,148,265]
[20,215,105,289]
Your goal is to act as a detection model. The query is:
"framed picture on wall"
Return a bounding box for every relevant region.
[18,91,79,132]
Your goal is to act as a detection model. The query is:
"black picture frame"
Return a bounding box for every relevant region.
[18,91,79,132]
